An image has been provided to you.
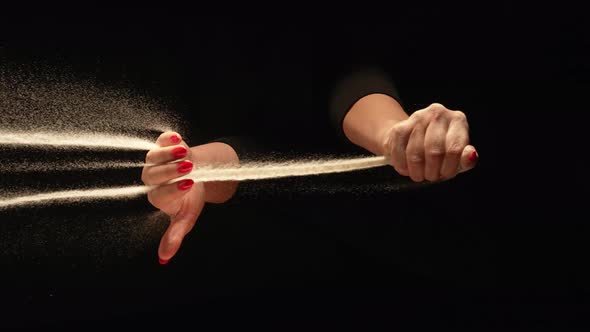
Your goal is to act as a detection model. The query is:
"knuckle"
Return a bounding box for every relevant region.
[454,110,467,122]
[412,109,425,117]
[145,150,154,164]
[428,103,447,113]
[410,110,426,122]
[391,125,411,145]
[446,142,464,156]
[391,123,407,137]
[427,148,445,159]
[428,104,449,121]
[408,152,424,164]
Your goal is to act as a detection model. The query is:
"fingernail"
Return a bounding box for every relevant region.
[170,134,181,144]
[172,146,187,159]
[177,160,193,173]
[159,258,169,265]
[469,151,478,162]
[177,179,194,191]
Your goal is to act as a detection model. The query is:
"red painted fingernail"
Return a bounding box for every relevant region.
[177,179,194,191]
[170,135,181,144]
[159,258,169,265]
[469,151,478,162]
[172,146,187,159]
[177,160,193,173]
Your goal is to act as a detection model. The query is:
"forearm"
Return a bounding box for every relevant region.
[342,93,409,155]
[189,142,240,203]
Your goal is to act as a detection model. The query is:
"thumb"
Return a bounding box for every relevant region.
[458,145,479,173]
[157,212,199,265]
[158,186,205,264]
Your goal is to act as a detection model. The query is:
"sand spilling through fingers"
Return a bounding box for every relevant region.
[0,154,421,208]
[0,66,417,210]
[0,64,421,263]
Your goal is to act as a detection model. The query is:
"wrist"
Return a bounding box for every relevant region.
[343,93,408,156]
[189,142,240,204]
[189,142,239,165]
[377,120,398,156]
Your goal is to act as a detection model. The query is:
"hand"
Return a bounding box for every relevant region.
[382,103,478,182]
[141,131,204,264]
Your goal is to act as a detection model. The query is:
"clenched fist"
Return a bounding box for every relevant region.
[382,103,478,182]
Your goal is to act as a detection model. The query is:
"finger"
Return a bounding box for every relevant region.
[440,113,470,179]
[156,131,183,147]
[158,183,205,264]
[145,145,188,165]
[406,123,426,182]
[423,114,449,182]
[146,178,195,213]
[387,121,412,176]
[458,145,478,173]
[141,160,193,185]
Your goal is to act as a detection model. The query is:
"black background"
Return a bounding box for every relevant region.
[0,5,587,329]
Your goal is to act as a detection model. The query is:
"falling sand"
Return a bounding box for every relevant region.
[0,64,423,269]
[0,65,418,211]
[0,66,178,135]
[0,186,150,209]
[0,160,147,173]
[0,131,157,150]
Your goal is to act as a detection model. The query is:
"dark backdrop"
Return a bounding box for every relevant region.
[0,6,587,329]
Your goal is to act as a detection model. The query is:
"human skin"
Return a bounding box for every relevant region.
[141,133,239,264]
[141,94,478,263]
[342,94,478,182]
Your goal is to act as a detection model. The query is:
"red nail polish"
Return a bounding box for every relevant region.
[469,151,478,162]
[170,135,180,144]
[177,179,194,191]
[172,146,187,159]
[177,160,193,173]
[159,258,169,265]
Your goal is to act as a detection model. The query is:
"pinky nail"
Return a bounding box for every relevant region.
[170,135,181,144]
[469,151,478,162]
[177,179,194,191]
[159,258,169,265]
